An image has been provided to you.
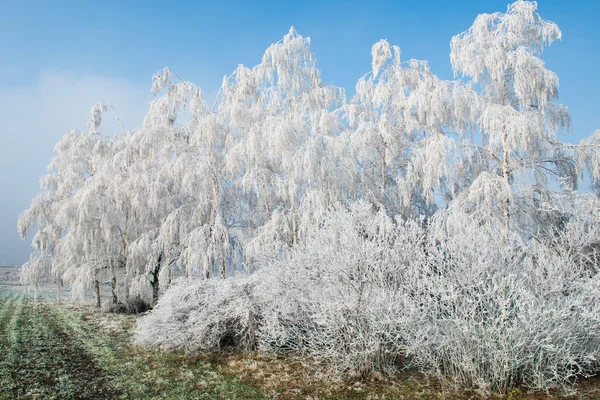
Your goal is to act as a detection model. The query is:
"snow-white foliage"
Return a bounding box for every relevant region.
[579,129,600,195]
[405,213,600,392]
[254,202,413,373]
[20,0,600,393]
[136,203,600,391]
[450,0,574,235]
[135,274,261,352]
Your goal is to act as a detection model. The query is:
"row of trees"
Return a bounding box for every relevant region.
[19,0,600,391]
[19,1,599,308]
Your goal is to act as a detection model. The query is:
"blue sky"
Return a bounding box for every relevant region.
[1,0,599,265]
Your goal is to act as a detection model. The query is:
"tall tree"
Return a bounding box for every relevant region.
[344,40,475,218]
[449,0,573,235]
[224,27,346,258]
[18,124,113,306]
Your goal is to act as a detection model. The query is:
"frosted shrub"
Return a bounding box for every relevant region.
[254,202,422,374]
[254,204,600,388]
[135,203,600,392]
[401,215,600,392]
[134,273,261,352]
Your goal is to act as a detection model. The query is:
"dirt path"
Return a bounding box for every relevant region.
[0,293,120,400]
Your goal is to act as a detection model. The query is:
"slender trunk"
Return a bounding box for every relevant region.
[151,252,163,305]
[167,261,173,287]
[203,254,210,279]
[111,268,118,305]
[381,150,386,198]
[151,274,159,304]
[219,229,227,279]
[122,253,129,302]
[94,278,101,308]
[210,172,227,278]
[263,184,270,216]
[372,164,376,184]
[291,202,298,246]
[120,213,129,301]
[501,129,510,236]
[220,250,226,279]
[56,278,62,302]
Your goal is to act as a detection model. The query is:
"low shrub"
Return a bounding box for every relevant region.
[107,296,153,315]
[134,274,261,352]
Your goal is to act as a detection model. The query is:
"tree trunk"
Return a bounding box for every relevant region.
[56,278,63,302]
[219,257,226,279]
[151,252,163,305]
[111,268,118,305]
[381,148,386,198]
[166,261,173,287]
[94,279,101,309]
[203,254,210,279]
[220,246,226,279]
[501,130,510,236]
[291,202,298,246]
[119,220,128,302]
[263,184,270,216]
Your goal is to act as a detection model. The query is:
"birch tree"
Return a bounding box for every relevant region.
[450,0,574,235]
[224,27,346,259]
[18,125,113,306]
[345,40,477,218]
[144,68,240,282]
[578,129,600,197]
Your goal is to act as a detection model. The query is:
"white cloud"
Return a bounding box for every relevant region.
[0,71,152,265]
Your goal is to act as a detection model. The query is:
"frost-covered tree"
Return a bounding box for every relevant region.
[224,27,346,257]
[18,123,113,305]
[578,129,600,197]
[345,40,477,217]
[450,0,574,235]
[147,68,239,282]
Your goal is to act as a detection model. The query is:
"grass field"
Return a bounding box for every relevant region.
[2,273,600,399]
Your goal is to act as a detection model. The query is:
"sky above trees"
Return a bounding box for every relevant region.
[1,0,599,265]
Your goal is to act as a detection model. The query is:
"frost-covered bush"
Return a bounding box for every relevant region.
[254,201,419,374]
[106,296,152,315]
[254,204,600,389]
[401,214,600,392]
[135,202,600,392]
[134,273,261,352]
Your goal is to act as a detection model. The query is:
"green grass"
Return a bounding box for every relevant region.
[0,292,266,399]
[0,295,117,399]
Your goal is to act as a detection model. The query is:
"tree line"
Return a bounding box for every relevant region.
[19,1,599,309]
